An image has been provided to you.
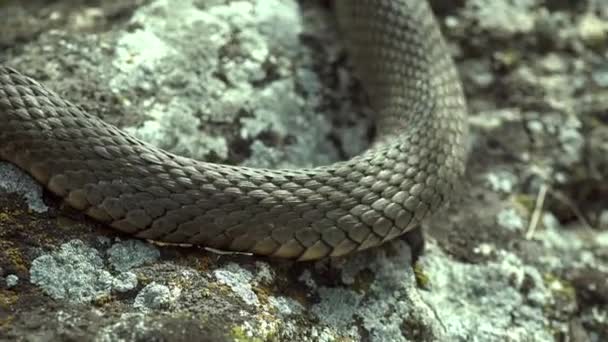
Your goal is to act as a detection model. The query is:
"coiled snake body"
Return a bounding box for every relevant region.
[0,0,467,261]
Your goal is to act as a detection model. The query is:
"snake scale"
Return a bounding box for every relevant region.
[0,0,467,261]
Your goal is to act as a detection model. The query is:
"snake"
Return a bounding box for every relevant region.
[0,0,467,261]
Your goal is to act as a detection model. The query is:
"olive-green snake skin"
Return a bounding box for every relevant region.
[0,0,467,261]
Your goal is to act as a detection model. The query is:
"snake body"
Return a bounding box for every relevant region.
[0,0,467,261]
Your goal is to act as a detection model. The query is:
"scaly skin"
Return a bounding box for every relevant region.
[0,0,467,261]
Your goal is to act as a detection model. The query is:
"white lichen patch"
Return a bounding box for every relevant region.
[5,274,19,288]
[268,296,304,316]
[30,240,138,303]
[133,282,180,312]
[213,262,259,306]
[497,207,526,232]
[0,162,48,213]
[107,240,160,272]
[103,0,361,170]
[420,246,554,342]
[465,0,538,35]
[485,170,518,193]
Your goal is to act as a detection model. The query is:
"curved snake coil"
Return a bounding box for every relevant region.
[0,0,467,261]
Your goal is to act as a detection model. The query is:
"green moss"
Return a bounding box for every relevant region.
[0,290,18,308]
[513,194,535,213]
[543,273,576,302]
[2,247,28,274]
[199,287,212,299]
[0,212,12,222]
[252,284,272,306]
[494,50,521,67]
[413,264,430,289]
[578,13,608,48]
[351,268,374,292]
[92,294,116,307]
[0,315,13,329]
[231,326,264,342]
